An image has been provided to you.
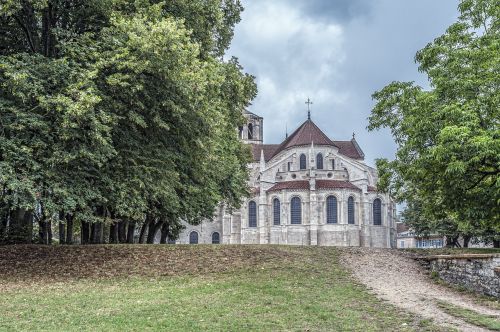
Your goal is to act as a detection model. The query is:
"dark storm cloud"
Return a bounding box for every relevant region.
[228,0,459,166]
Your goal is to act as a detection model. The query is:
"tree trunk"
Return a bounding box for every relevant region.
[58,211,65,245]
[127,221,136,244]
[160,222,169,244]
[65,214,74,244]
[109,223,116,244]
[81,220,90,244]
[38,219,45,244]
[118,220,127,243]
[47,220,52,244]
[493,239,500,248]
[462,235,471,248]
[91,222,103,244]
[147,220,162,244]
[139,219,150,244]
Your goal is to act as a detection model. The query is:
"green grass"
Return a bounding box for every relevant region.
[0,245,440,331]
[437,301,500,331]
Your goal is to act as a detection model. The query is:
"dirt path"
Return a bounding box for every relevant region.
[338,248,500,332]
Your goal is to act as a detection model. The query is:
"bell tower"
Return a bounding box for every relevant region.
[239,110,263,145]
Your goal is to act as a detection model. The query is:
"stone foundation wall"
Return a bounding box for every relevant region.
[424,254,500,298]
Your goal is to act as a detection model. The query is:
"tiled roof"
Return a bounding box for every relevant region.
[316,180,361,191]
[367,186,378,192]
[250,119,365,162]
[251,144,280,162]
[271,120,337,158]
[396,222,410,234]
[267,181,309,192]
[332,140,365,160]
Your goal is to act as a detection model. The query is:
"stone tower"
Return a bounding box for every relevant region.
[239,110,263,145]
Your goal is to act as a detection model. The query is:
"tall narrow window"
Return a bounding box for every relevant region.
[287,162,292,171]
[248,201,257,227]
[189,231,198,244]
[331,159,335,170]
[373,198,382,225]
[273,198,280,225]
[212,232,220,244]
[347,197,355,224]
[248,123,253,139]
[316,153,323,169]
[326,196,338,224]
[291,197,302,224]
[299,154,306,170]
[238,126,243,139]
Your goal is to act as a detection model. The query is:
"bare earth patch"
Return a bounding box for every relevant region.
[338,247,500,332]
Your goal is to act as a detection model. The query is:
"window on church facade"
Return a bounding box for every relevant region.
[331,159,335,170]
[248,123,253,139]
[212,232,220,244]
[287,162,292,171]
[373,198,382,225]
[326,196,337,224]
[189,231,198,244]
[238,126,243,139]
[316,153,323,169]
[299,154,306,170]
[348,197,355,224]
[248,201,257,227]
[291,197,302,224]
[273,198,280,225]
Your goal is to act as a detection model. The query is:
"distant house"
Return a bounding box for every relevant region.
[396,222,444,249]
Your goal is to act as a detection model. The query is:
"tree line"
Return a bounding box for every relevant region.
[369,0,499,247]
[0,0,256,244]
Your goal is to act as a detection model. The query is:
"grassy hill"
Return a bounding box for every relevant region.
[0,245,440,331]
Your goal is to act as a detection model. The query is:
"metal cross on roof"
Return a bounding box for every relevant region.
[305,98,313,120]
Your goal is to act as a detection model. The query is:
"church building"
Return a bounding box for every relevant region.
[176,107,397,247]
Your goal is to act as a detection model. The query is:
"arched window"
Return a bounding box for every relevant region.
[326,196,338,224]
[373,198,382,225]
[347,197,355,224]
[291,197,302,224]
[331,159,335,170]
[316,153,323,169]
[212,232,220,244]
[248,201,257,227]
[189,231,198,244]
[273,198,280,225]
[248,123,253,139]
[299,154,306,170]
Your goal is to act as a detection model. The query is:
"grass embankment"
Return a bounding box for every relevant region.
[437,301,500,331]
[0,245,438,331]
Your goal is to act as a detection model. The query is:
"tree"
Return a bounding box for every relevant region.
[368,0,499,246]
[0,0,255,244]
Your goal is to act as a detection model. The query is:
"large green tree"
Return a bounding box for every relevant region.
[0,0,256,244]
[368,0,499,246]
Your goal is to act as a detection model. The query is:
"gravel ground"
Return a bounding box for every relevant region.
[338,247,500,332]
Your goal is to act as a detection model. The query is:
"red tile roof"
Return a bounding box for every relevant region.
[367,186,378,192]
[332,140,365,160]
[271,120,337,158]
[267,180,309,192]
[316,180,361,191]
[396,222,410,234]
[249,119,365,162]
[251,144,280,162]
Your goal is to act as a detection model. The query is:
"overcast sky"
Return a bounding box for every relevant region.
[228,0,459,167]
